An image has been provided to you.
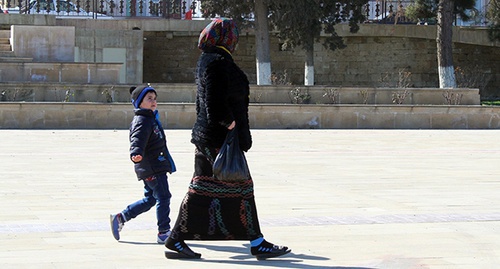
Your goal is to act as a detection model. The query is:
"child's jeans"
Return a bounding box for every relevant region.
[122,173,172,233]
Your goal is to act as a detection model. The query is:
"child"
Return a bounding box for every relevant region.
[110,85,176,244]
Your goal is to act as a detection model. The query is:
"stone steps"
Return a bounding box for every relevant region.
[0,56,33,62]
[0,102,498,129]
[0,26,122,82]
[0,30,9,39]
[0,30,10,50]
[0,29,33,62]
[0,83,481,105]
[0,51,14,56]
[0,44,12,51]
[0,62,122,83]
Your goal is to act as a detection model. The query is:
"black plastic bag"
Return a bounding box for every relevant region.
[213,128,250,182]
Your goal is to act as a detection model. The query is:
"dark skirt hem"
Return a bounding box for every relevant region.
[171,175,263,241]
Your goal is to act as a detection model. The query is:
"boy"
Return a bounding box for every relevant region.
[110,85,176,244]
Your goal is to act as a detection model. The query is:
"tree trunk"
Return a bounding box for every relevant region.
[304,48,314,85]
[437,0,456,88]
[254,0,272,85]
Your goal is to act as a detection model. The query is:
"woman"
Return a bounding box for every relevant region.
[165,18,290,260]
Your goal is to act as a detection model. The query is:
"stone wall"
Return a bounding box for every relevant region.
[1,102,499,129]
[11,25,75,61]
[1,16,497,98]
[142,29,500,100]
[0,16,144,84]
[0,83,487,129]
[0,83,480,105]
[72,28,143,84]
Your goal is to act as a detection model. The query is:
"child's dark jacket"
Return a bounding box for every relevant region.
[129,108,176,180]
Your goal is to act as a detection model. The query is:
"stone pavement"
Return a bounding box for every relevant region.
[1,129,499,269]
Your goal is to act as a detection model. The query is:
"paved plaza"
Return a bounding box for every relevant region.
[0,129,499,269]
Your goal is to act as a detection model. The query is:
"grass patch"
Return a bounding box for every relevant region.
[481,101,500,106]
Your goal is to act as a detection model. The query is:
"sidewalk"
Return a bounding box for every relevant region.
[1,129,499,269]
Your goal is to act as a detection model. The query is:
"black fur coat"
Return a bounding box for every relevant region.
[191,47,252,151]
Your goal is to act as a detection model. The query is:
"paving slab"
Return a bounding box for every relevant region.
[1,129,499,269]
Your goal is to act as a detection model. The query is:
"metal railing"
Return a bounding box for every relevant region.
[1,0,411,21]
[1,0,201,18]
[363,0,415,24]
[0,0,490,26]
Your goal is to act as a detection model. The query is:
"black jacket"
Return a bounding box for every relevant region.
[191,46,252,151]
[129,109,176,180]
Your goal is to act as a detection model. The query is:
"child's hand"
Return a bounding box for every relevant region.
[228,121,236,130]
[131,155,143,162]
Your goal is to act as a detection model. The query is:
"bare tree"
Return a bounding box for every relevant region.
[487,0,500,41]
[269,0,367,85]
[437,0,456,88]
[202,0,367,86]
[254,0,272,85]
[407,0,476,89]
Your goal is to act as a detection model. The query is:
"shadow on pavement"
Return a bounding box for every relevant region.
[184,243,377,269]
[119,240,160,246]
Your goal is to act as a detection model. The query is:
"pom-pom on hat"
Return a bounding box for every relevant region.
[130,85,156,108]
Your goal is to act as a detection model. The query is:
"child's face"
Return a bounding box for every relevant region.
[139,92,157,111]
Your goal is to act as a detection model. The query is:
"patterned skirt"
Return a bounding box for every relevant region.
[170,146,263,241]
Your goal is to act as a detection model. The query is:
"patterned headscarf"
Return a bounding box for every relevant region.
[198,18,239,53]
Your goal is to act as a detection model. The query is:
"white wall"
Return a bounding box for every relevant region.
[11,25,75,62]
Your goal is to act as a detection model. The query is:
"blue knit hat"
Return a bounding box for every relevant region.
[130,86,156,108]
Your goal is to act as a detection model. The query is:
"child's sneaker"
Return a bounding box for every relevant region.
[110,213,125,241]
[157,230,171,244]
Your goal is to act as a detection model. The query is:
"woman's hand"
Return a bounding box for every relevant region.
[228,121,236,130]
